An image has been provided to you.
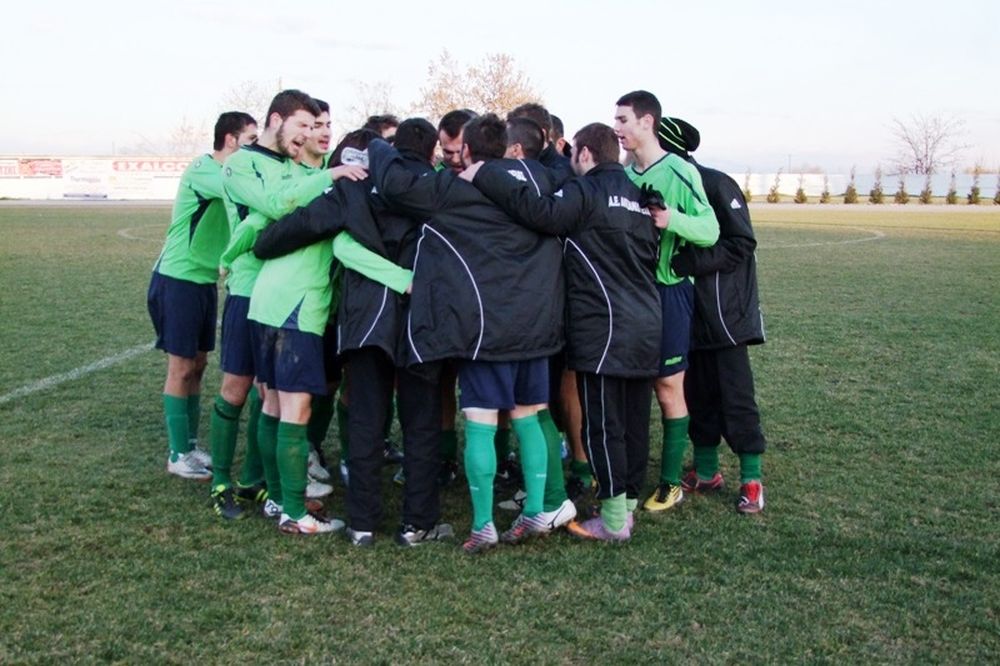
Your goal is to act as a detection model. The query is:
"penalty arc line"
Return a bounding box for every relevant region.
[757,227,886,249]
[0,342,155,406]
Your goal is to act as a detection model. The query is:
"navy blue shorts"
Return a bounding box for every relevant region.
[250,322,327,395]
[658,280,694,377]
[147,271,217,359]
[458,357,549,410]
[220,294,255,376]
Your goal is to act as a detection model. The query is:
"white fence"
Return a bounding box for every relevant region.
[1,155,997,200]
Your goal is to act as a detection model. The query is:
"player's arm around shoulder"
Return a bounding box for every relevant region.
[665,155,719,248]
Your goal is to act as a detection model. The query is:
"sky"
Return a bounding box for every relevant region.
[3,0,998,173]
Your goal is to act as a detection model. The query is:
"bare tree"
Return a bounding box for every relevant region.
[890,113,968,175]
[167,116,209,156]
[220,79,278,127]
[344,80,404,128]
[414,50,540,121]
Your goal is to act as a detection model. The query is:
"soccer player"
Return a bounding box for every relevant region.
[655,117,768,514]
[255,118,456,546]
[613,90,719,514]
[367,114,565,553]
[467,121,663,540]
[148,111,257,481]
[208,89,363,528]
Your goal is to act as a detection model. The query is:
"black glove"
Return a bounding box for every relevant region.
[671,246,696,277]
[639,183,665,210]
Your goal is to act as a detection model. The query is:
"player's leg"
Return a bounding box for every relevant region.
[716,344,766,513]
[682,349,725,494]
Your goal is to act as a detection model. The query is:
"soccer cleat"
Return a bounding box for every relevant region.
[305,479,334,499]
[438,460,459,487]
[395,522,455,547]
[536,499,577,531]
[500,513,551,544]
[736,480,765,514]
[262,499,283,519]
[346,527,375,547]
[680,469,724,494]
[189,444,212,469]
[308,450,331,482]
[566,516,631,542]
[278,512,343,535]
[642,483,685,512]
[462,522,499,554]
[498,489,526,512]
[235,483,268,506]
[167,452,211,481]
[383,439,405,464]
[210,485,246,520]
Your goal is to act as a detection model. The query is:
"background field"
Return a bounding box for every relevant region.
[1,203,998,663]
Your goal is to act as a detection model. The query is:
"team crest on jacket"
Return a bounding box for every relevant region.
[608,195,650,216]
[506,169,527,182]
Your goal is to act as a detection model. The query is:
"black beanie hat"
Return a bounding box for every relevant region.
[657,116,701,155]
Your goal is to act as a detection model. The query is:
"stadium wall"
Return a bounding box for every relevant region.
[0,156,996,200]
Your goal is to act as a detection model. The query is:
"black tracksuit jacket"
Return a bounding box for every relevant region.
[670,163,765,350]
[368,138,565,366]
[474,161,661,378]
[251,150,434,364]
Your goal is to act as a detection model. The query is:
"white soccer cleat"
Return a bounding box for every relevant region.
[188,442,212,469]
[308,450,331,482]
[278,512,343,535]
[166,452,211,481]
[305,479,334,499]
[536,498,577,530]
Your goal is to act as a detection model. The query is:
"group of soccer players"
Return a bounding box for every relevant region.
[148,87,767,552]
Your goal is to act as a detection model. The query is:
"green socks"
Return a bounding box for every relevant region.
[693,445,720,480]
[308,394,335,454]
[537,408,568,511]
[511,413,547,518]
[277,422,309,520]
[257,413,281,505]
[660,416,689,486]
[210,396,242,487]
[626,497,638,513]
[601,493,628,532]
[570,459,593,486]
[739,453,763,483]
[186,394,201,447]
[464,421,497,530]
[238,387,264,488]
[163,394,190,457]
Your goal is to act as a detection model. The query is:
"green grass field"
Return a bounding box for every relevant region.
[1,203,998,663]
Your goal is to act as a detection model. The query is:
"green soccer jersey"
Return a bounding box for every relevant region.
[154,154,229,284]
[626,153,719,285]
[220,145,332,297]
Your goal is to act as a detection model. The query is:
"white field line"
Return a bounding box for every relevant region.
[758,227,886,249]
[117,226,164,242]
[0,342,154,406]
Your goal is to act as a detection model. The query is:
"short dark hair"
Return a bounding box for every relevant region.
[615,90,661,124]
[550,114,565,141]
[213,111,256,150]
[507,103,552,137]
[363,114,400,133]
[264,89,321,129]
[393,118,438,163]
[573,123,620,165]
[438,109,478,139]
[312,98,331,115]
[506,117,544,160]
[330,128,380,167]
[463,114,507,163]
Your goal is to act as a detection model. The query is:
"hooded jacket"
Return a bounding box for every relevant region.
[368,138,565,366]
[474,161,661,377]
[671,163,765,349]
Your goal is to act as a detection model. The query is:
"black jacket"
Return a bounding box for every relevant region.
[252,151,433,363]
[538,142,573,182]
[368,138,565,365]
[475,161,661,378]
[670,163,765,350]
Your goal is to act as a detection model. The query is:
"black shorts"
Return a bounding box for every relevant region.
[220,294,255,376]
[250,322,327,395]
[657,280,693,377]
[147,271,217,358]
[458,357,549,410]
